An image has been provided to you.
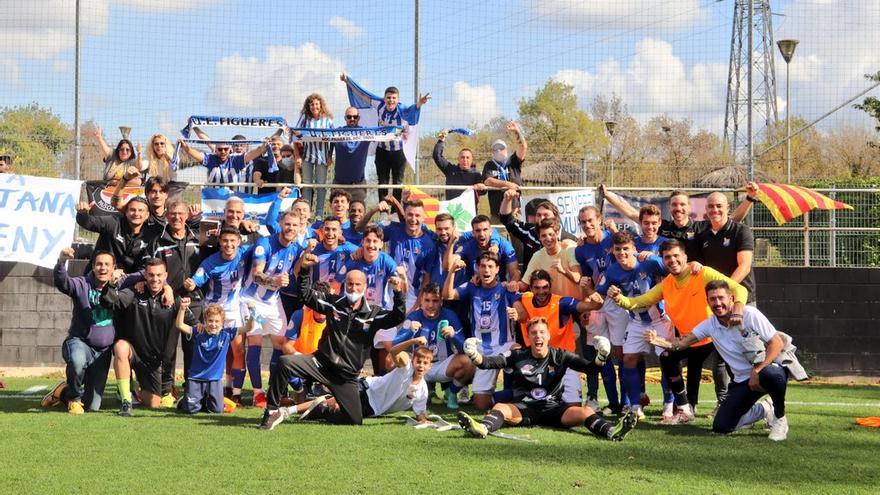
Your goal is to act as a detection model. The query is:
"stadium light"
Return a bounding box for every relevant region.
[604,120,616,185]
[777,39,798,183]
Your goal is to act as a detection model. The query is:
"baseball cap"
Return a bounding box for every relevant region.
[491,139,507,151]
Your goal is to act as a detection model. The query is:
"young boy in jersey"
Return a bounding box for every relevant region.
[336,225,400,375]
[597,231,670,420]
[184,226,250,404]
[442,251,520,411]
[392,283,474,409]
[267,337,431,428]
[457,318,636,441]
[175,301,251,413]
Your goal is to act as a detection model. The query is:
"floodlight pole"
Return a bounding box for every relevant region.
[604,120,616,186]
[74,0,81,180]
[777,39,799,183]
[413,0,421,184]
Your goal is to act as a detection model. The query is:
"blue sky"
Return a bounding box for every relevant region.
[3,0,879,148]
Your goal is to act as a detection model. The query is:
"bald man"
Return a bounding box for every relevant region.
[261,255,407,429]
[696,192,755,304]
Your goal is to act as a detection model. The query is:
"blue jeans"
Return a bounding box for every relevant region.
[61,337,112,411]
[712,364,788,434]
[301,160,328,217]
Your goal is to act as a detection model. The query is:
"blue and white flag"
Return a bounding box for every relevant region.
[289,126,403,143]
[344,76,420,169]
[201,187,298,223]
[180,115,288,139]
[448,128,475,136]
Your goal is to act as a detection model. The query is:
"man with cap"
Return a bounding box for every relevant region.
[482,121,527,223]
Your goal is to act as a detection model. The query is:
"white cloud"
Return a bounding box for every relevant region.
[1,0,108,61]
[207,43,349,120]
[329,16,365,39]
[531,0,710,31]
[431,81,501,128]
[554,38,728,129]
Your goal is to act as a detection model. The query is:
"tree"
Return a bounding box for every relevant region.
[854,71,880,134]
[0,103,73,177]
[755,117,823,181]
[642,115,724,186]
[821,126,880,179]
[517,80,605,162]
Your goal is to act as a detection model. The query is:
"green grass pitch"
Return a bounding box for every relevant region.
[1,378,878,494]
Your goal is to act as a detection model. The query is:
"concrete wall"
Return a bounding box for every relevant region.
[754,267,880,376]
[1,261,878,375]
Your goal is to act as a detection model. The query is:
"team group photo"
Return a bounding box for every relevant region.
[1,1,878,494]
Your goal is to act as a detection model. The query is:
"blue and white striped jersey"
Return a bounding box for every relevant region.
[192,246,250,310]
[455,282,521,354]
[376,102,419,152]
[596,256,667,323]
[241,235,301,303]
[311,241,358,285]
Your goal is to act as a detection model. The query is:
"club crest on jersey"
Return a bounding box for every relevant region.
[723,237,731,247]
[686,232,695,240]
[639,272,647,279]
[494,293,500,300]
[530,388,548,400]
[520,364,535,375]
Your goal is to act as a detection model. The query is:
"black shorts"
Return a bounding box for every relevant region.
[514,402,570,428]
[131,353,164,396]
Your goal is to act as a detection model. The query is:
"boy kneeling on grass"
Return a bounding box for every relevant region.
[175,300,252,414]
[261,336,433,430]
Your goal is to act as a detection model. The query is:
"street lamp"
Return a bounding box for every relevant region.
[777,39,798,183]
[604,120,617,185]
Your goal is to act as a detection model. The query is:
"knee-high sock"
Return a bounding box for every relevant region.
[618,361,630,407]
[449,380,463,394]
[231,368,246,393]
[117,379,131,403]
[734,403,766,431]
[584,413,613,438]
[637,359,647,394]
[246,346,263,390]
[586,371,599,400]
[267,349,281,387]
[668,376,689,406]
[480,410,504,433]
[661,375,674,404]
[621,367,642,409]
[601,360,620,408]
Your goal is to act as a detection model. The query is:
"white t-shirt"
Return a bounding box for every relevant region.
[691,306,778,383]
[363,362,429,416]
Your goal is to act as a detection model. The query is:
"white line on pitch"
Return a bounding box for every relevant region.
[21,385,48,395]
[788,401,880,407]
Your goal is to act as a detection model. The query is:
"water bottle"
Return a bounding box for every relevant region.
[437,319,449,341]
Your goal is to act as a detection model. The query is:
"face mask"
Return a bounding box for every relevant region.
[492,150,507,163]
[281,157,293,169]
[345,290,364,304]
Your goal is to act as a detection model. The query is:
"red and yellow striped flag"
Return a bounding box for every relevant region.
[403,185,441,230]
[754,183,853,225]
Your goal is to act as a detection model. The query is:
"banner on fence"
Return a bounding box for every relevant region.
[521,188,596,236]
[84,180,188,216]
[0,174,81,268]
[200,187,297,223]
[602,193,709,234]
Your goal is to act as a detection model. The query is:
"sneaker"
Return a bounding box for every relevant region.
[661,402,675,422]
[67,400,84,415]
[457,387,471,404]
[601,404,623,417]
[159,394,175,408]
[632,405,646,420]
[640,393,651,408]
[678,405,696,423]
[759,398,775,428]
[444,389,459,410]
[586,398,601,413]
[253,391,267,409]
[298,395,328,421]
[768,415,788,441]
[593,336,611,365]
[457,411,488,439]
[118,400,132,417]
[610,409,638,441]
[259,409,286,431]
[41,381,67,408]
[223,397,237,414]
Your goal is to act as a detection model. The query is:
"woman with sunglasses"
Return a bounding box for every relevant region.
[143,134,174,181]
[94,126,145,186]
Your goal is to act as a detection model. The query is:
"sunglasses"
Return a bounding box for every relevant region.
[344,115,359,120]
[119,147,132,152]
[153,142,166,146]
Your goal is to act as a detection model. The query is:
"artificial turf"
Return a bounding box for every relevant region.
[1,378,878,494]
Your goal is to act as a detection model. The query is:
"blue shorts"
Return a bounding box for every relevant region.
[181,379,224,414]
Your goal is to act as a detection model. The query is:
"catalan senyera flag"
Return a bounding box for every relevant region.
[755,183,853,225]
[404,185,441,229]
